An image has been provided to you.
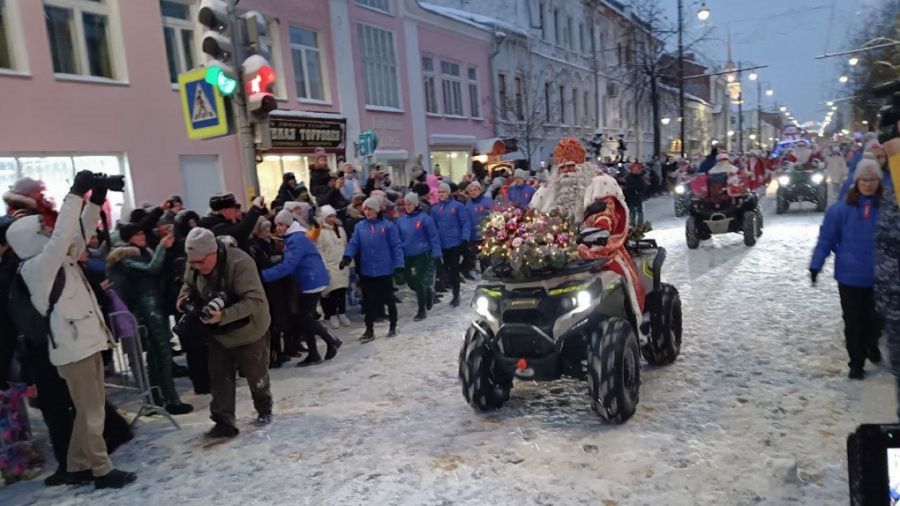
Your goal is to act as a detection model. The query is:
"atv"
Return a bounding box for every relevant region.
[458,239,682,424]
[775,161,828,214]
[685,172,762,249]
[673,173,695,217]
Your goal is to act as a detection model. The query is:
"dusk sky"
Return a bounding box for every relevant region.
[656,0,893,128]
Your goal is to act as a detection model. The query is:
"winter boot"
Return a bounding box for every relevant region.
[338,314,352,327]
[165,402,194,415]
[425,289,434,310]
[868,347,883,364]
[327,316,340,330]
[324,336,343,361]
[256,412,273,426]
[849,366,865,380]
[297,355,323,367]
[450,296,460,307]
[360,327,375,343]
[94,469,137,489]
[414,306,427,321]
[206,423,239,439]
[387,324,397,338]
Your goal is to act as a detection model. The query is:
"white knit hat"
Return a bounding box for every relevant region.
[274,210,295,226]
[363,196,382,210]
[855,154,883,181]
[319,204,337,219]
[439,182,451,193]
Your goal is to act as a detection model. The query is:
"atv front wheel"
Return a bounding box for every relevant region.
[587,318,640,424]
[685,216,700,249]
[816,186,828,212]
[642,284,683,366]
[459,324,512,411]
[755,208,764,238]
[743,211,758,246]
[776,190,789,215]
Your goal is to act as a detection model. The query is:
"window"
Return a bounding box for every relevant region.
[44,0,117,79]
[290,26,325,101]
[566,17,573,50]
[355,0,390,14]
[0,0,12,69]
[584,90,590,126]
[572,87,578,126]
[423,56,438,114]
[160,1,195,84]
[357,24,400,109]
[514,77,524,121]
[559,85,565,124]
[539,2,545,40]
[544,82,551,123]
[467,66,480,118]
[498,73,508,119]
[553,10,559,45]
[579,23,584,53]
[616,43,622,65]
[440,60,463,116]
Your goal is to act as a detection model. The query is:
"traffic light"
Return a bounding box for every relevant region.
[198,0,237,96]
[242,54,277,121]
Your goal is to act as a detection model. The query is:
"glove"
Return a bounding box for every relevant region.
[70,170,94,196]
[89,180,108,206]
[809,268,819,286]
[339,256,351,270]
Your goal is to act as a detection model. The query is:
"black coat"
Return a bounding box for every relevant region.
[198,206,262,252]
[309,167,333,198]
[316,187,349,210]
[249,238,298,333]
[623,173,647,207]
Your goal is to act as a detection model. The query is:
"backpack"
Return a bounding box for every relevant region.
[9,265,66,350]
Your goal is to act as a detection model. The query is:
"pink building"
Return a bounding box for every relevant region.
[0,0,493,216]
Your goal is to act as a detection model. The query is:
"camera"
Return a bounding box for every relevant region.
[847,423,900,505]
[171,292,228,338]
[92,173,126,192]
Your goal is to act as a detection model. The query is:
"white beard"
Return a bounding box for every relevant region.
[553,173,585,218]
[793,147,812,164]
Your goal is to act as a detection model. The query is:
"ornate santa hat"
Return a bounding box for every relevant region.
[553,137,587,166]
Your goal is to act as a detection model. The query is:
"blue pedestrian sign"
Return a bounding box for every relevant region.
[358,129,378,157]
[178,67,230,140]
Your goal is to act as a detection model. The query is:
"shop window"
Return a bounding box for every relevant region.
[0,155,127,223]
[429,151,470,184]
[44,0,118,79]
[290,25,325,102]
[357,23,400,109]
[160,0,195,85]
[256,154,338,204]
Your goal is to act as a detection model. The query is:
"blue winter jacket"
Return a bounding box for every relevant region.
[466,194,494,241]
[344,218,404,277]
[507,184,535,208]
[261,231,330,292]
[810,195,880,287]
[397,210,442,258]
[431,198,472,249]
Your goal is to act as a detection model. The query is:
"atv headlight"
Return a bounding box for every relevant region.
[811,173,825,184]
[675,184,686,195]
[474,296,492,317]
[778,175,790,186]
[574,290,592,312]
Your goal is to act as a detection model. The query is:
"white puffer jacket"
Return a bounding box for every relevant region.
[7,194,112,366]
[316,225,349,295]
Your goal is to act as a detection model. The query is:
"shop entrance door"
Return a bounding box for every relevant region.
[180,155,223,211]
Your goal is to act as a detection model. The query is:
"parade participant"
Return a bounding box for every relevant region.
[7,171,137,488]
[262,211,341,366]
[744,150,771,192]
[431,183,471,307]
[199,193,265,252]
[811,155,883,379]
[3,177,59,227]
[179,227,273,435]
[248,217,294,368]
[533,138,594,218]
[398,192,442,321]
[341,196,404,341]
[507,169,536,208]
[464,181,493,274]
[579,173,646,329]
[316,205,352,329]
[825,146,849,198]
[106,225,193,415]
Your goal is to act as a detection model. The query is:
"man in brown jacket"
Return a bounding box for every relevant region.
[179,227,272,438]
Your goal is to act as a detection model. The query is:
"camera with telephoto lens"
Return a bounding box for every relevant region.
[874,79,900,144]
[171,292,228,338]
[847,423,900,505]
[92,173,126,192]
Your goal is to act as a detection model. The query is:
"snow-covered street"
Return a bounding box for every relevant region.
[5,193,897,506]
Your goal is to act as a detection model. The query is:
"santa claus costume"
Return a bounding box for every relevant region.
[743,150,771,192]
[530,138,594,218]
[579,172,646,330]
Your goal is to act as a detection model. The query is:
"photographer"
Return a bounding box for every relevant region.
[6,170,136,488]
[178,227,272,437]
[199,193,265,252]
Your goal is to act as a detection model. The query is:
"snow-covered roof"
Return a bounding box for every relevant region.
[658,82,711,107]
[419,2,528,38]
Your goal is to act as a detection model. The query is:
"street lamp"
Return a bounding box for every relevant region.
[661,117,671,125]
[839,75,849,83]
[727,130,734,136]
[748,72,758,81]
[697,2,710,21]
[766,88,774,96]
[780,106,787,112]
[849,56,859,66]
[826,101,834,106]
[677,0,711,157]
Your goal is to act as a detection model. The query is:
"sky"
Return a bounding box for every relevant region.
[655,0,894,127]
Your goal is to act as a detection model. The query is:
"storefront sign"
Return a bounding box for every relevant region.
[269,117,346,150]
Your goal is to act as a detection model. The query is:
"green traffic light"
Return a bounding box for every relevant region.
[205,66,237,96]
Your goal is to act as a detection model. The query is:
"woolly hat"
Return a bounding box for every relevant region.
[363,196,382,210]
[438,182,451,194]
[11,177,43,195]
[254,216,271,235]
[185,227,217,256]
[319,204,337,219]
[855,154,883,181]
[274,209,294,227]
[404,192,419,207]
[283,201,302,213]
[119,223,142,242]
[468,181,483,191]
[513,169,529,180]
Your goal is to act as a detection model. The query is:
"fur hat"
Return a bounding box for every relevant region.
[119,223,142,242]
[855,154,883,181]
[209,193,237,211]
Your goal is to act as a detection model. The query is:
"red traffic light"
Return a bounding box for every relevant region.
[248,64,276,94]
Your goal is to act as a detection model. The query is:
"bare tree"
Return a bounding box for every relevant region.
[494,59,561,166]
[846,9,900,128]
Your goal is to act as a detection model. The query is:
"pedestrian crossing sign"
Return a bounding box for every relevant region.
[178,67,230,140]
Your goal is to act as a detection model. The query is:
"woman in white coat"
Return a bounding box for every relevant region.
[316,205,351,328]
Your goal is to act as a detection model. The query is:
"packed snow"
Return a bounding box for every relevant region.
[3,191,896,506]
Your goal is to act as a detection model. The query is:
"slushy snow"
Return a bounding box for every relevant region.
[3,191,896,505]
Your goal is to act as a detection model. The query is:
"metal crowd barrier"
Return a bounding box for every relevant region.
[105,311,179,430]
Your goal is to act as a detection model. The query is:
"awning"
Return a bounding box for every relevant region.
[429,134,477,148]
